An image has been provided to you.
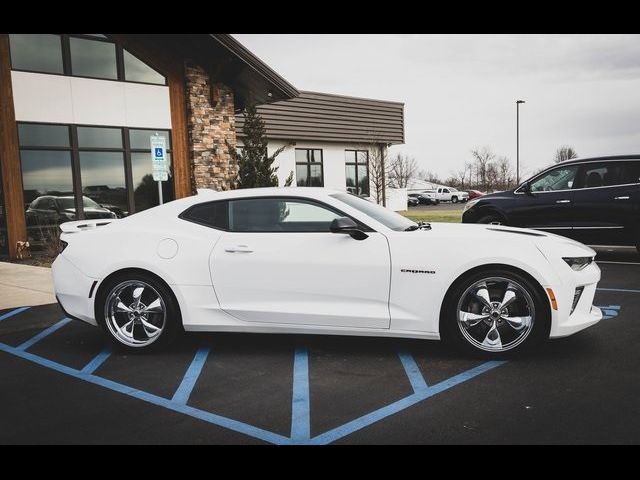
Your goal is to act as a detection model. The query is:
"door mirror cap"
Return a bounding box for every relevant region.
[521,181,534,195]
[330,217,369,241]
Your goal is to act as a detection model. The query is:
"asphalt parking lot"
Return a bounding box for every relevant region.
[1,247,639,444]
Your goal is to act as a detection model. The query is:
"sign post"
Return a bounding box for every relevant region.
[150,134,169,205]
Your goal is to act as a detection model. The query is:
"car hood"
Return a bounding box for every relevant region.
[417,222,595,257]
[63,207,113,218]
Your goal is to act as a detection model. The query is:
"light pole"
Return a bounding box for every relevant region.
[516,100,525,184]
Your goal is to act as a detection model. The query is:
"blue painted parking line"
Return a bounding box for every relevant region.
[398,351,429,393]
[15,318,72,351]
[291,347,310,442]
[172,347,210,404]
[0,305,508,444]
[598,305,621,320]
[597,288,640,294]
[0,340,290,444]
[81,346,112,375]
[309,360,506,444]
[0,307,30,322]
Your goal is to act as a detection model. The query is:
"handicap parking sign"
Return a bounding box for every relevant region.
[154,147,163,158]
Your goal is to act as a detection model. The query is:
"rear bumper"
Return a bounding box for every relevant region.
[51,254,98,326]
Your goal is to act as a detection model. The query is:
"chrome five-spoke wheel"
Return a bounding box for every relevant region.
[456,277,535,353]
[104,281,166,348]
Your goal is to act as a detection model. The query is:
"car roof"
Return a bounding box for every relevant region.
[551,154,640,167]
[194,186,345,200]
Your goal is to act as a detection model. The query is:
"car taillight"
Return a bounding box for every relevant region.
[571,286,584,315]
[59,240,68,254]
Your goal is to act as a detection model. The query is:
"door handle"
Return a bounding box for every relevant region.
[224,245,253,253]
[556,199,571,204]
[614,196,630,200]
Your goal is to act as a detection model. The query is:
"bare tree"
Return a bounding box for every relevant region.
[388,153,418,188]
[367,146,393,205]
[554,145,578,163]
[496,156,514,191]
[471,146,496,191]
[452,162,472,189]
[419,169,443,185]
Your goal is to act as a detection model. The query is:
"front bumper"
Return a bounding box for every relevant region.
[548,262,602,338]
[51,254,98,326]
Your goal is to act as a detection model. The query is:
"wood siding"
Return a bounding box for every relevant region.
[236,91,404,145]
[0,34,26,258]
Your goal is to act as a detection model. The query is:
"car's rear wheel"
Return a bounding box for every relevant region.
[96,272,182,352]
[441,269,550,357]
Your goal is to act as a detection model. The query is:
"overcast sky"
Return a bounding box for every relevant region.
[234,34,640,180]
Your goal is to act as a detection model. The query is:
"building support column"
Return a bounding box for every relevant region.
[0,34,26,259]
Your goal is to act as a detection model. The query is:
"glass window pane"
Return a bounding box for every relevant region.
[295,149,308,163]
[531,166,578,192]
[18,124,69,147]
[123,50,166,85]
[229,199,340,232]
[310,150,322,163]
[79,152,127,218]
[77,127,122,149]
[345,150,356,163]
[70,37,117,79]
[309,164,323,187]
[621,161,640,184]
[184,201,229,230]
[9,34,63,74]
[358,165,369,196]
[345,164,357,194]
[357,151,368,164]
[296,164,308,187]
[21,150,75,242]
[129,130,171,150]
[131,152,173,212]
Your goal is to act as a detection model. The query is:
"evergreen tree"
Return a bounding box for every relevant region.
[227,103,288,188]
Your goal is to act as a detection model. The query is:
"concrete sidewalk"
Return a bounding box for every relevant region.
[0,262,56,310]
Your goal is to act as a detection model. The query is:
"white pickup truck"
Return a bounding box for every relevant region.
[426,187,469,203]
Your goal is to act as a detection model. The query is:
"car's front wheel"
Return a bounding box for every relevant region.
[441,269,550,357]
[451,196,458,203]
[96,272,182,352]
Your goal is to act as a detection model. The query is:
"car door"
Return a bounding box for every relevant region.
[210,196,392,329]
[509,164,579,234]
[570,160,640,245]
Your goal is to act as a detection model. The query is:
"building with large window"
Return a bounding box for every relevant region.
[0,34,403,259]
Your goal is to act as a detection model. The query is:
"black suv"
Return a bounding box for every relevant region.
[462,155,640,251]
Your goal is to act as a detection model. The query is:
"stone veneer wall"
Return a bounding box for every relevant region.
[185,64,237,192]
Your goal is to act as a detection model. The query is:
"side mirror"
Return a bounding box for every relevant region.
[521,182,534,196]
[330,217,368,241]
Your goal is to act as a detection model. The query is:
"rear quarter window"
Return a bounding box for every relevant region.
[180,201,229,230]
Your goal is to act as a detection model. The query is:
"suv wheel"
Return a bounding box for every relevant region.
[452,196,459,203]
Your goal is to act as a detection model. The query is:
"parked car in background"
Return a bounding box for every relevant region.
[409,192,439,205]
[466,190,485,200]
[428,187,469,203]
[462,155,640,252]
[26,195,117,240]
[407,196,419,207]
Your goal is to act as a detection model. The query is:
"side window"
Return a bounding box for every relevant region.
[181,201,229,230]
[443,188,449,194]
[620,161,640,185]
[530,165,579,192]
[229,198,342,233]
[575,162,638,189]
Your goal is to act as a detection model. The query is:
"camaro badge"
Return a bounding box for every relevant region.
[401,269,436,274]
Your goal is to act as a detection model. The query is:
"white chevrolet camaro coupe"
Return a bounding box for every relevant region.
[52,187,602,356]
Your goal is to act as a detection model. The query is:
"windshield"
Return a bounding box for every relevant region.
[331,193,416,231]
[56,196,100,210]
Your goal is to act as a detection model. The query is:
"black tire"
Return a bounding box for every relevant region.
[477,214,503,225]
[95,271,182,352]
[452,196,458,203]
[440,268,550,358]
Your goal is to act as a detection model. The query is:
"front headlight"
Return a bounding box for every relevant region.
[563,256,594,271]
[464,199,479,212]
